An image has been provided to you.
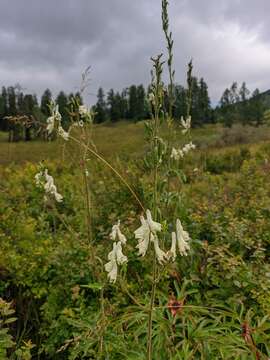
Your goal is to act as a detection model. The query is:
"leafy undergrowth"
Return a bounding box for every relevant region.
[1,141,270,359]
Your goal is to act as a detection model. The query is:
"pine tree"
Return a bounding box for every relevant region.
[249,89,265,126]
[239,82,250,125]
[95,87,107,123]
[56,91,69,128]
[128,85,138,120]
[136,85,146,121]
[41,89,52,117]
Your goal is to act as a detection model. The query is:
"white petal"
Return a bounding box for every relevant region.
[153,237,167,264]
[115,242,127,265]
[146,209,161,233]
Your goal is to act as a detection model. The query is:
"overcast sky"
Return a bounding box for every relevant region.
[0,0,270,105]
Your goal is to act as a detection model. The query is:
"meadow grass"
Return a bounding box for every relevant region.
[1,122,270,166]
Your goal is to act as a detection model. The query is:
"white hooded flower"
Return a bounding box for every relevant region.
[46,102,62,134]
[115,241,128,264]
[105,241,127,283]
[110,220,127,245]
[58,126,69,141]
[182,142,196,154]
[105,244,118,283]
[134,210,161,257]
[167,232,177,261]
[181,115,191,134]
[46,116,55,134]
[153,237,168,264]
[171,147,184,161]
[35,168,63,203]
[176,219,190,256]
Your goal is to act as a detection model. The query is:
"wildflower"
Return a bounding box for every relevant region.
[175,219,190,256]
[79,105,92,119]
[170,147,183,161]
[85,169,89,177]
[167,232,177,261]
[148,92,155,104]
[105,243,118,283]
[182,142,196,154]
[153,237,167,264]
[35,168,63,203]
[181,115,191,134]
[58,126,69,141]
[110,220,127,245]
[46,102,61,134]
[105,241,127,283]
[134,210,161,257]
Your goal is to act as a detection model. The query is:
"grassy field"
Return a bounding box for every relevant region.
[1,121,270,165]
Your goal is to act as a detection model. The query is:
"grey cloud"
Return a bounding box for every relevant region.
[0,0,269,104]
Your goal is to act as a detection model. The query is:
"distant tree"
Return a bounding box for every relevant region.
[173,84,186,120]
[198,78,212,124]
[0,87,8,131]
[249,89,265,126]
[95,87,107,123]
[239,82,250,125]
[107,89,120,122]
[128,85,138,120]
[136,84,146,121]
[219,88,233,127]
[56,91,69,128]
[41,89,52,117]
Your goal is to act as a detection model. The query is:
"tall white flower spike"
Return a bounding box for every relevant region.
[35,168,63,203]
[153,237,168,264]
[167,232,177,261]
[105,222,128,283]
[176,219,190,256]
[46,102,62,134]
[58,126,69,141]
[181,115,191,134]
[134,210,161,257]
[110,220,127,245]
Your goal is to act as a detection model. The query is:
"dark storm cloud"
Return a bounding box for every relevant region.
[0,0,269,104]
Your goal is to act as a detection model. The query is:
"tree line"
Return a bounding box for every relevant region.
[0,78,267,141]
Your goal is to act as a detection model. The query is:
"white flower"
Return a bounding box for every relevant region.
[148,92,155,104]
[35,171,43,186]
[85,169,89,177]
[46,116,55,134]
[182,142,196,154]
[181,115,191,134]
[46,102,62,134]
[167,232,177,261]
[110,220,127,245]
[153,237,168,264]
[35,168,63,203]
[79,105,91,118]
[115,241,127,264]
[171,147,184,161]
[105,241,127,283]
[176,219,190,256]
[134,210,161,257]
[58,126,69,141]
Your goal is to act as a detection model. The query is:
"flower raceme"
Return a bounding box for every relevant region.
[170,142,196,161]
[46,102,62,135]
[180,115,191,134]
[105,213,191,282]
[35,168,63,203]
[105,221,128,283]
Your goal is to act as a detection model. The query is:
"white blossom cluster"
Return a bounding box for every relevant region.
[35,168,63,203]
[105,210,191,283]
[171,142,196,160]
[105,221,128,283]
[46,101,69,141]
[134,209,190,264]
[180,115,191,134]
